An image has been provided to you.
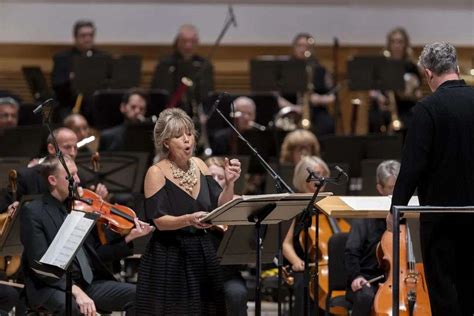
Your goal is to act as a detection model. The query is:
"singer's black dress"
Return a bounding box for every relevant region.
[136,172,226,315]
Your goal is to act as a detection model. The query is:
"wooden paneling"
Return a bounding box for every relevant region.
[0,43,472,134]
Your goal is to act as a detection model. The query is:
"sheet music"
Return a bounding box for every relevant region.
[40,211,96,270]
[339,196,419,211]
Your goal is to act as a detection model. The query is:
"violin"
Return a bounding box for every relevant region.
[373,224,431,316]
[300,213,351,314]
[74,188,136,236]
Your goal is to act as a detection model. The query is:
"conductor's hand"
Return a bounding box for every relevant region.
[351,276,369,292]
[224,158,241,186]
[188,211,212,229]
[72,285,96,316]
[125,218,155,243]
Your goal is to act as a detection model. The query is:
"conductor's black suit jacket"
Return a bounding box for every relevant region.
[20,193,116,307]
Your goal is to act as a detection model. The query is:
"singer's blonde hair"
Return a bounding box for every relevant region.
[292,156,329,193]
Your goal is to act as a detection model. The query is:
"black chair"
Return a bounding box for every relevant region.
[325,232,352,315]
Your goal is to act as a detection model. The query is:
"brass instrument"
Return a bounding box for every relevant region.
[301,37,316,130]
[386,91,403,133]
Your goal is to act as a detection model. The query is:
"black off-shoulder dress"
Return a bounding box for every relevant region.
[136,173,226,315]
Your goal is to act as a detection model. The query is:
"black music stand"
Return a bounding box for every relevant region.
[347,56,405,91]
[109,55,142,89]
[75,151,149,194]
[0,157,30,189]
[0,126,47,158]
[22,66,54,102]
[250,59,307,94]
[151,60,214,105]
[201,193,330,316]
[0,195,39,256]
[72,55,111,96]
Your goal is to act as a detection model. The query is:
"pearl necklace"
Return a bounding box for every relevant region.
[170,159,198,194]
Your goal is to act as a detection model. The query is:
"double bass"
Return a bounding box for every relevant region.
[373,224,431,315]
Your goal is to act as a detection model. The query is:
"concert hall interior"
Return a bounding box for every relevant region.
[0,0,473,315]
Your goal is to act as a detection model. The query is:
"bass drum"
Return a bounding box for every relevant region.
[273,105,301,131]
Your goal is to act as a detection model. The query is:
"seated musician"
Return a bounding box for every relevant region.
[278,33,336,136]
[282,155,330,315]
[211,96,260,156]
[4,127,153,264]
[0,203,20,315]
[279,129,321,165]
[0,97,19,130]
[98,88,148,152]
[205,157,248,316]
[63,113,95,153]
[20,155,136,315]
[344,160,400,316]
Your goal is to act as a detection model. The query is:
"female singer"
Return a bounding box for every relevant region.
[136,108,241,315]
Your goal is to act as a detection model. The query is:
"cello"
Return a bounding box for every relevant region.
[304,214,351,314]
[373,224,431,316]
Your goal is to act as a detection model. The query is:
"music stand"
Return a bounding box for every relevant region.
[250,59,307,94]
[0,157,30,190]
[109,55,142,89]
[201,192,330,315]
[0,195,40,256]
[0,126,46,158]
[75,151,149,194]
[22,66,54,101]
[72,55,111,95]
[347,56,405,91]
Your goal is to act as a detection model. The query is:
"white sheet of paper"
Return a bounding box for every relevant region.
[40,211,95,270]
[339,196,420,212]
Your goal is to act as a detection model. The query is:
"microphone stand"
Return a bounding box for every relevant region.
[36,102,76,316]
[301,168,347,316]
[215,100,293,316]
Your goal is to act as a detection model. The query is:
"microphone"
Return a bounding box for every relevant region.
[306,167,316,183]
[229,5,237,27]
[334,165,348,182]
[207,93,226,119]
[33,98,54,115]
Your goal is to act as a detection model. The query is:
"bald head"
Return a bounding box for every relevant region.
[47,127,78,160]
[234,96,256,131]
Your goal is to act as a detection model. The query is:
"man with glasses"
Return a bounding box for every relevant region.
[0,97,19,129]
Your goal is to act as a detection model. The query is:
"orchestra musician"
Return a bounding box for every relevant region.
[368,27,422,133]
[279,33,336,136]
[0,97,19,130]
[136,108,241,314]
[388,42,474,315]
[20,155,136,315]
[63,113,95,153]
[98,88,148,152]
[279,129,321,165]
[51,19,109,122]
[211,96,260,156]
[282,155,330,315]
[344,160,400,316]
[150,24,214,115]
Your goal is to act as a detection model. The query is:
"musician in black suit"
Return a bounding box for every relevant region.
[98,88,147,152]
[51,20,108,122]
[150,24,214,115]
[389,42,474,315]
[20,155,136,315]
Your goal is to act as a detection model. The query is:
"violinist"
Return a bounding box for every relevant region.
[20,155,136,315]
[282,155,330,315]
[4,127,153,264]
[64,113,94,154]
[344,160,400,316]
